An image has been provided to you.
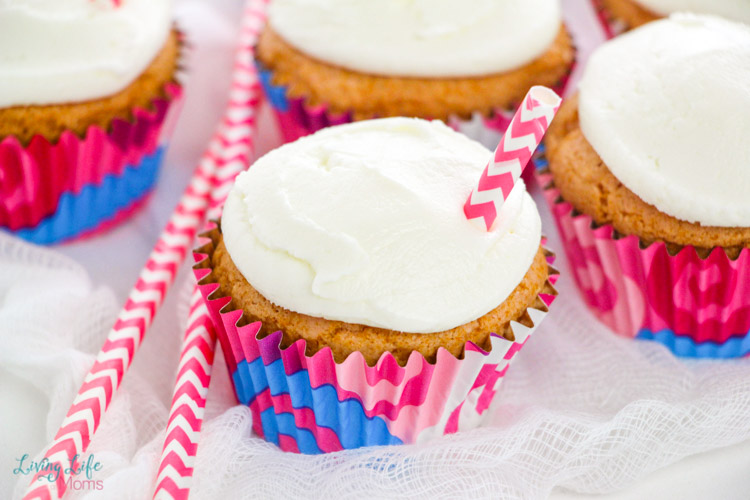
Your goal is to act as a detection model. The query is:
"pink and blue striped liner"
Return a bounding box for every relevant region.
[534,147,750,359]
[0,81,183,245]
[193,227,558,454]
[10,146,164,244]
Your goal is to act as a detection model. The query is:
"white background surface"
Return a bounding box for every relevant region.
[2,1,749,498]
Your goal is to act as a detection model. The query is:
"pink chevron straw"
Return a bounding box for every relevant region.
[463,86,561,231]
[151,292,217,500]
[151,4,266,498]
[22,2,267,499]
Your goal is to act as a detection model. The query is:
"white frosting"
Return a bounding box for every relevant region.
[0,0,172,107]
[578,14,750,228]
[223,118,542,334]
[267,0,562,77]
[635,0,750,24]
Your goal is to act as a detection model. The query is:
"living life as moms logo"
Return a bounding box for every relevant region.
[13,453,104,491]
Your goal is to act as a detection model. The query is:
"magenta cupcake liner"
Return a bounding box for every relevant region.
[10,144,164,245]
[193,225,558,453]
[0,82,183,234]
[536,165,750,358]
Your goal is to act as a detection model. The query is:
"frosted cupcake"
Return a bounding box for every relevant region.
[256,0,575,146]
[539,15,750,357]
[194,117,558,453]
[592,0,750,37]
[0,0,183,244]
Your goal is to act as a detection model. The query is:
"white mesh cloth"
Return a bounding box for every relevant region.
[3,207,750,500]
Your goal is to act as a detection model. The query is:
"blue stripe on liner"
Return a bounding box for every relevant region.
[261,408,322,454]
[533,143,549,170]
[232,356,269,406]
[257,382,403,455]
[636,328,750,359]
[232,359,254,405]
[234,356,403,454]
[9,147,165,245]
[256,59,290,112]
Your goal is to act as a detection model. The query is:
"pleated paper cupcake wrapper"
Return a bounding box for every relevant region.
[193,225,558,454]
[9,146,165,244]
[590,0,628,39]
[257,57,575,152]
[534,154,750,359]
[0,81,183,238]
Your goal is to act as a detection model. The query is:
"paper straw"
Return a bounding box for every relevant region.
[151,3,266,498]
[151,292,216,500]
[463,86,561,231]
[21,2,266,499]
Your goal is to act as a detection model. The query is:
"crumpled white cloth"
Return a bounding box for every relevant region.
[3,217,750,500]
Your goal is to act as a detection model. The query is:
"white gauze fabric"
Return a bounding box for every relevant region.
[3,203,750,500]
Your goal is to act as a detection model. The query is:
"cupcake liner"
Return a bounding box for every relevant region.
[0,83,182,231]
[256,57,575,150]
[590,0,628,39]
[534,150,750,358]
[193,224,558,453]
[9,146,165,244]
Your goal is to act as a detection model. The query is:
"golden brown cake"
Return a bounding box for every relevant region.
[545,95,750,256]
[0,30,181,145]
[207,230,552,365]
[257,26,575,122]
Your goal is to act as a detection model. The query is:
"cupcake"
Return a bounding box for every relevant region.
[593,0,750,37]
[194,117,558,453]
[0,0,183,244]
[538,14,750,358]
[256,0,575,146]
